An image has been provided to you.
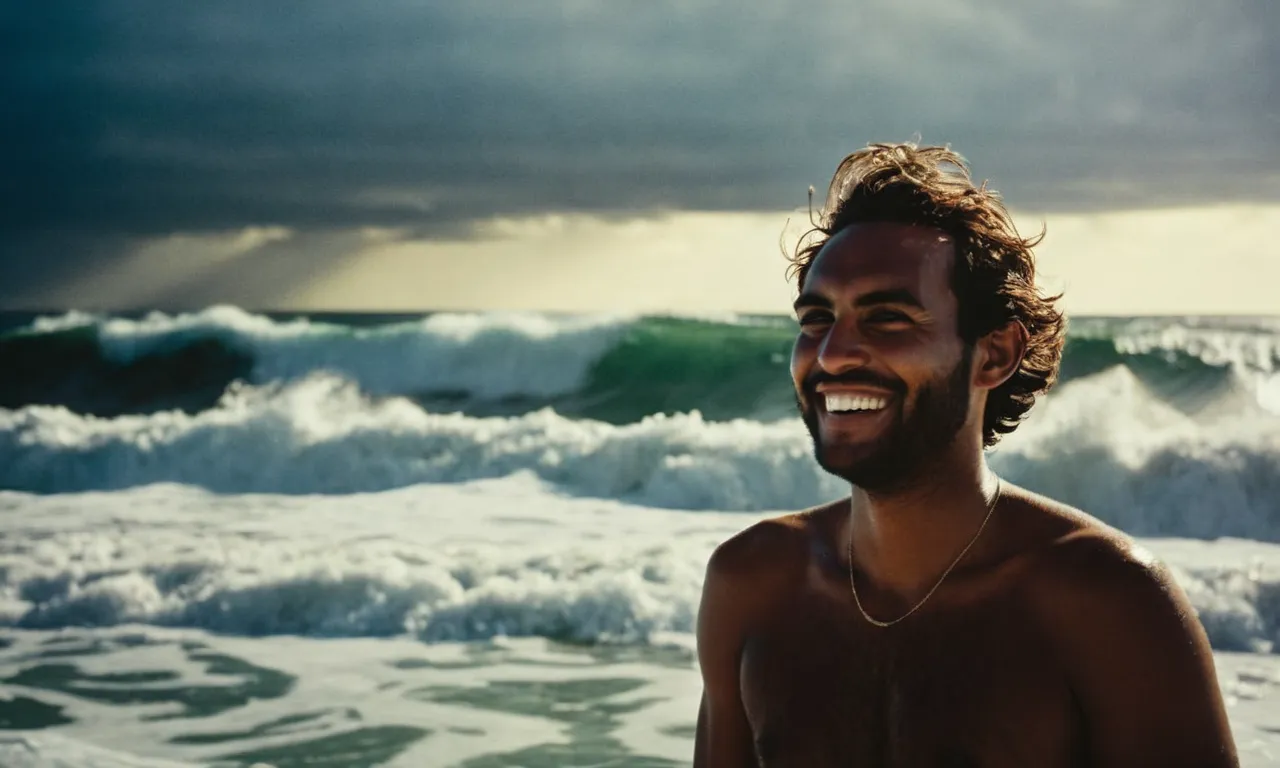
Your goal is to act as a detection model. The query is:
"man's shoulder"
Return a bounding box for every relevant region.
[700,503,838,611]
[696,510,820,653]
[1013,489,1167,600]
[704,508,819,582]
[1005,494,1234,763]
[1009,488,1198,652]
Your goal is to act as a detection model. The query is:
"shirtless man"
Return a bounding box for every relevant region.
[693,143,1237,767]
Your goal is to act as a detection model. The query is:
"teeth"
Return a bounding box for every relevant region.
[823,394,887,413]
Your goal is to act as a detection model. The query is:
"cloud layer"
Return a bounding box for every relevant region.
[5,1,1278,239]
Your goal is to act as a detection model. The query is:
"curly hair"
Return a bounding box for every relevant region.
[788,142,1067,447]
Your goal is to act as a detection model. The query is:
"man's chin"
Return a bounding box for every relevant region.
[815,443,882,478]
[816,429,886,458]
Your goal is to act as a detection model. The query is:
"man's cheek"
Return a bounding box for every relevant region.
[789,337,817,387]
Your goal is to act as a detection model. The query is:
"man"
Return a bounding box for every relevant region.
[693,143,1237,767]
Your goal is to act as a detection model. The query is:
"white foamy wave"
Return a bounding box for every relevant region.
[1079,317,1280,416]
[0,479,714,646]
[11,551,697,646]
[1,480,1277,653]
[1072,316,1280,374]
[991,366,1280,540]
[4,368,1280,539]
[1124,323,1280,416]
[0,373,843,508]
[30,306,633,399]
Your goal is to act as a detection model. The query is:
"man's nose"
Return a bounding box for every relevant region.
[816,320,871,375]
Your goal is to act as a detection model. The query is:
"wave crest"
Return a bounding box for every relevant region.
[3,368,1280,541]
[6,309,1279,423]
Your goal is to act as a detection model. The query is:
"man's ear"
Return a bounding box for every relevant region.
[974,320,1027,391]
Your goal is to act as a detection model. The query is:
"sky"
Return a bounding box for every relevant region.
[2,1,1277,315]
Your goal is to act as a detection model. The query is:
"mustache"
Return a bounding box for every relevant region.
[802,370,905,395]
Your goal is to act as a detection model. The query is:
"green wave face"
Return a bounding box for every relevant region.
[1,312,1276,423]
[0,323,254,416]
[567,317,799,423]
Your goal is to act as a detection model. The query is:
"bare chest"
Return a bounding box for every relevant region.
[739,591,1084,768]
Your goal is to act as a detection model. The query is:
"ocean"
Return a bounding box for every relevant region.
[1,306,1279,767]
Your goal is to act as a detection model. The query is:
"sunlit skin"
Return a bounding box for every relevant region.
[693,223,1238,767]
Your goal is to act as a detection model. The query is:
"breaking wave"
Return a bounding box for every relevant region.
[2,367,1279,541]
[3,308,1278,423]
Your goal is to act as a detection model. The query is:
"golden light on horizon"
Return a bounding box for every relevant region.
[8,205,1277,317]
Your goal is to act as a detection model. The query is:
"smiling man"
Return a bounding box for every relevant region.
[692,143,1238,767]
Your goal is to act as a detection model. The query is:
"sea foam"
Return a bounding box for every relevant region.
[0,478,1277,653]
[3,366,1279,540]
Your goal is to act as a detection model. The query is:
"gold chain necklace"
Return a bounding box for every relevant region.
[847,477,1002,628]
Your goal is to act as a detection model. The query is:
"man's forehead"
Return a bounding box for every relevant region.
[806,223,955,287]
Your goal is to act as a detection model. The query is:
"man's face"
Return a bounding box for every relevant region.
[790,223,976,492]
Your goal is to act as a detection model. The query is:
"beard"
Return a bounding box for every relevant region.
[799,346,974,494]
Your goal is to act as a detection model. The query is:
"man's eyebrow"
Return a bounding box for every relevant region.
[854,289,925,310]
[792,292,831,312]
[793,288,926,313]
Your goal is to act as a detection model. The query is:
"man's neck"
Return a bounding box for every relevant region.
[845,440,999,606]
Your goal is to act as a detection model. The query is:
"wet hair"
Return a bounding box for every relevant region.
[788,142,1067,447]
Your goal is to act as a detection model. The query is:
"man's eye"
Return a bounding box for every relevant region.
[798,312,832,326]
[868,310,911,324]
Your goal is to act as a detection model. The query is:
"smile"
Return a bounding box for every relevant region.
[822,393,889,413]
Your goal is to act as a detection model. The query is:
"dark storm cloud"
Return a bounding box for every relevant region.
[3,0,1278,239]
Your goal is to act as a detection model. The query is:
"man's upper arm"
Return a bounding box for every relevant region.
[1037,534,1238,767]
[694,521,799,768]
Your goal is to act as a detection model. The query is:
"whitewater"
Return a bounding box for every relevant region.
[2,307,1280,766]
